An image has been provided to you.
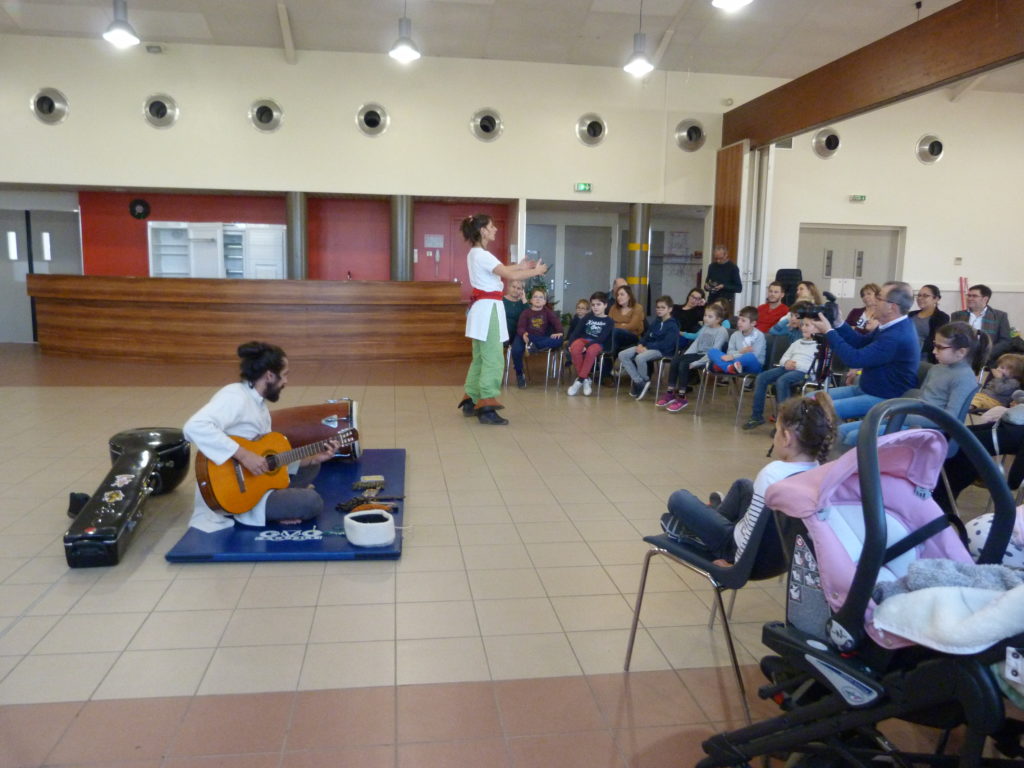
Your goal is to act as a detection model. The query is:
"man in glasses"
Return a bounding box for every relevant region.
[951,284,1012,362]
[805,281,920,421]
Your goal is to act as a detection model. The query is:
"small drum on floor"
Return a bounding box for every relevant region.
[272,398,361,460]
[64,427,191,568]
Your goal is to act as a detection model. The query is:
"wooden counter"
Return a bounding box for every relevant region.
[27,275,470,363]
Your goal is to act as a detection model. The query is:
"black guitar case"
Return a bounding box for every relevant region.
[64,428,190,568]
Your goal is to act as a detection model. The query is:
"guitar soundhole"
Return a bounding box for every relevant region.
[266,455,279,471]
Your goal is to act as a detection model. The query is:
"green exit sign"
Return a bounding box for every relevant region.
[574,182,592,193]
[849,194,867,202]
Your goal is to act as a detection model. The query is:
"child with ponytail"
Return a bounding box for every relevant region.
[660,391,837,564]
[837,321,990,446]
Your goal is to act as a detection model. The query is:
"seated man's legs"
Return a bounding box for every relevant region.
[509,335,526,375]
[265,465,323,523]
[826,384,885,421]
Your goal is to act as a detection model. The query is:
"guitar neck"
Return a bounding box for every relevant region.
[269,429,355,470]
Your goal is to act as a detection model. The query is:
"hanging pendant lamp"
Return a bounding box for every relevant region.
[103,0,141,48]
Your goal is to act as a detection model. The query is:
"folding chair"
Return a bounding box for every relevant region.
[624,506,787,725]
[615,334,681,402]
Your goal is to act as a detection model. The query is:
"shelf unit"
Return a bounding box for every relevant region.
[148,222,285,279]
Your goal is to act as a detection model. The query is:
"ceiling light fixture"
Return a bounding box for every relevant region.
[711,0,754,12]
[389,1,421,63]
[623,0,654,77]
[103,0,141,48]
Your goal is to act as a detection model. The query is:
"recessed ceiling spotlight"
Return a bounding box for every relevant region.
[711,0,754,12]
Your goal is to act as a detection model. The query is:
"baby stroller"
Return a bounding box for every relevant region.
[697,399,1023,768]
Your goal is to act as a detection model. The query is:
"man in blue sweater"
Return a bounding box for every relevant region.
[806,281,920,420]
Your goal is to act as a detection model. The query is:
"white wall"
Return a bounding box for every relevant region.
[765,87,1024,324]
[0,34,784,205]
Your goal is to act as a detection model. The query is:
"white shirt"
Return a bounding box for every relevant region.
[967,306,988,331]
[465,246,508,342]
[183,382,283,532]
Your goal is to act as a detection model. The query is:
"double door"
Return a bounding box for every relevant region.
[797,226,901,316]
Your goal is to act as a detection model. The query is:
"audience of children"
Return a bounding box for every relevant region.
[836,321,990,446]
[566,291,615,397]
[609,285,646,351]
[744,317,820,430]
[509,286,564,388]
[656,302,729,412]
[659,391,837,563]
[971,353,1024,411]
[706,305,767,375]
[618,295,681,401]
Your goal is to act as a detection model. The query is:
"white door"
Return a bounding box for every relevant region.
[189,224,224,278]
[244,225,286,279]
[563,225,613,305]
[797,226,901,317]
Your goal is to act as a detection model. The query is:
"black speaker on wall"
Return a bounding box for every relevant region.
[129,199,151,220]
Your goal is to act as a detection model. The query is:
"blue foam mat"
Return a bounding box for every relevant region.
[165,448,405,563]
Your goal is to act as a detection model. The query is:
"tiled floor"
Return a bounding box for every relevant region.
[0,344,988,766]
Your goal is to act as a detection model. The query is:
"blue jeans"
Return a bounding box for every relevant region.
[707,348,763,374]
[750,367,807,421]
[509,334,562,375]
[839,414,941,446]
[618,346,664,383]
[827,384,885,421]
[664,479,753,560]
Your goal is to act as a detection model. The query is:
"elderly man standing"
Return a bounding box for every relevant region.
[704,245,743,313]
[951,284,1012,362]
[806,281,921,421]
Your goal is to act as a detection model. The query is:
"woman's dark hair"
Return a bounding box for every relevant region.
[935,321,991,374]
[615,285,636,308]
[237,341,286,384]
[777,390,837,463]
[921,284,941,300]
[460,214,492,244]
[798,281,824,304]
[688,287,706,301]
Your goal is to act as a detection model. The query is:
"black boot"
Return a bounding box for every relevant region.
[457,396,475,417]
[477,406,509,425]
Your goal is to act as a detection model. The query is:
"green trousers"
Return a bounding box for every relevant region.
[465,305,503,402]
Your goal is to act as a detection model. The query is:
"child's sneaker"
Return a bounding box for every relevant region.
[567,380,582,396]
[666,396,688,412]
[636,380,651,401]
[725,364,738,374]
[516,373,527,389]
[582,378,593,396]
[733,361,743,374]
[656,391,676,407]
[660,512,701,544]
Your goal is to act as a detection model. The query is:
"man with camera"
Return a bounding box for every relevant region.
[704,245,742,313]
[805,281,920,421]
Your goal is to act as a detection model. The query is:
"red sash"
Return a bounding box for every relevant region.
[471,289,503,303]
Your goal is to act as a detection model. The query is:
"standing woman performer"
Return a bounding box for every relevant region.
[458,214,548,425]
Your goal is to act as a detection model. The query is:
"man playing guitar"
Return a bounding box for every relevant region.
[184,341,340,532]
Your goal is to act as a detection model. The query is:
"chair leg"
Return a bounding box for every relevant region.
[940,467,961,521]
[653,359,663,403]
[624,547,661,671]
[503,345,512,389]
[712,586,753,725]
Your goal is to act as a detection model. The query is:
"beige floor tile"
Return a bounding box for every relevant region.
[128,609,232,650]
[449,489,505,507]
[198,644,305,695]
[604,562,687,594]
[396,637,490,685]
[527,542,599,568]
[569,628,671,674]
[396,600,478,639]
[155,578,248,611]
[298,641,396,689]
[221,606,315,646]
[467,568,547,600]
[169,561,255,580]
[648,625,757,669]
[692,587,786,624]
[34,612,148,654]
[0,614,60,655]
[505,503,569,523]
[515,521,583,543]
[573,519,643,542]
[70,579,172,614]
[587,540,652,566]
[635,590,717,628]
[550,594,635,631]
[250,561,327,577]
[319,572,397,604]
[396,570,471,603]
[475,597,561,636]
[92,647,213,699]
[310,604,395,643]
[455,523,520,546]
[404,505,455,525]
[402,524,458,547]
[238,575,323,609]
[451,505,513,525]
[537,566,619,597]
[461,543,533,570]
[559,502,626,521]
[393,545,464,573]
[0,583,50,617]
[3,556,74,585]
[483,633,582,680]
[0,652,117,703]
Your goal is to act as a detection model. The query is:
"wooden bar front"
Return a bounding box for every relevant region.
[27,275,469,363]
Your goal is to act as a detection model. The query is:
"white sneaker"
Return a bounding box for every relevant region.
[567,380,582,396]
[583,379,593,396]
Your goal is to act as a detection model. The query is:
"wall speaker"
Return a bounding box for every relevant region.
[249,99,283,132]
[812,127,841,159]
[674,119,706,152]
[144,94,179,128]
[470,109,503,142]
[357,103,389,137]
[32,88,69,125]
[576,113,607,147]
[916,134,944,164]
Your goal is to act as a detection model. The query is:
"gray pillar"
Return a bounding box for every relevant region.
[390,195,413,281]
[627,203,651,311]
[285,191,307,280]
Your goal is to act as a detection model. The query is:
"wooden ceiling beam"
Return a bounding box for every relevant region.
[722,0,1024,148]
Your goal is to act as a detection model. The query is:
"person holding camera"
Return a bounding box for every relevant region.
[805,281,921,421]
[704,245,742,313]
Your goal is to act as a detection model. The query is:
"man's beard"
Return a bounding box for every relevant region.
[264,381,284,402]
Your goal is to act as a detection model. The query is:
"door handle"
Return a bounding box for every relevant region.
[563,279,572,288]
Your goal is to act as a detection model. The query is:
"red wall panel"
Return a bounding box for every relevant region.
[79,191,286,276]
[307,198,390,281]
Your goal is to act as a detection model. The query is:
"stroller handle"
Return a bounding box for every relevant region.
[834,398,1017,651]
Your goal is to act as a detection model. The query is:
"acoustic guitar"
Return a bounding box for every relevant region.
[194,428,358,515]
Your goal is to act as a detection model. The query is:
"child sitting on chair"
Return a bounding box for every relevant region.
[618,295,680,401]
[707,305,766,375]
[972,353,1024,412]
[567,298,590,339]
[566,292,614,397]
[656,302,729,412]
[510,286,564,388]
[660,392,837,564]
[744,318,820,430]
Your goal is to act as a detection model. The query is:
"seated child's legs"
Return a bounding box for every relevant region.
[716,478,754,524]
[636,349,664,382]
[569,339,588,371]
[706,348,727,372]
[663,488,738,559]
[578,343,604,378]
[509,336,527,375]
[751,367,785,421]
[618,347,641,383]
[735,352,762,374]
[774,369,806,403]
[532,336,563,351]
